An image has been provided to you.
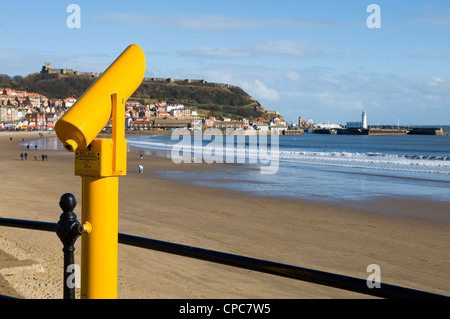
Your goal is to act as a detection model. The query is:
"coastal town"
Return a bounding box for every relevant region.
[1,61,445,136]
[0,87,290,133]
[0,62,299,134]
[1,86,447,136]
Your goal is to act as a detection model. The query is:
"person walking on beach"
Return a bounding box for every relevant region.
[42,154,45,161]
[20,152,24,160]
[140,152,143,160]
[138,165,143,174]
[24,152,27,160]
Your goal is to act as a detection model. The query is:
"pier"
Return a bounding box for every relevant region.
[406,127,448,135]
[309,112,449,135]
[332,126,447,136]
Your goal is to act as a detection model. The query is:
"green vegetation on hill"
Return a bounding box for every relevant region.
[4,73,95,99]
[135,79,269,119]
[0,73,275,120]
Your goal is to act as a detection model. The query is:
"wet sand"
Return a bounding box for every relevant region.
[0,131,449,299]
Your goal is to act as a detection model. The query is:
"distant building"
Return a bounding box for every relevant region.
[26,111,46,129]
[26,93,41,108]
[165,104,184,113]
[213,120,244,130]
[152,118,192,130]
[126,100,141,108]
[41,62,99,77]
[346,111,368,129]
[271,117,286,126]
[253,117,269,126]
[0,106,19,122]
[170,109,191,118]
[63,97,77,108]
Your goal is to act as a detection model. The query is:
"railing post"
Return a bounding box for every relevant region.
[56,193,83,299]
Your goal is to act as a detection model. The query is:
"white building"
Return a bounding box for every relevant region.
[165,104,184,113]
[316,123,343,129]
[64,98,77,108]
[346,111,368,129]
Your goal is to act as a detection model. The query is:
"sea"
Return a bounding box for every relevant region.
[125,127,450,204]
[32,127,450,205]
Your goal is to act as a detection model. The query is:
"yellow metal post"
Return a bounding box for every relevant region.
[55,44,145,299]
[81,175,119,298]
[79,94,127,299]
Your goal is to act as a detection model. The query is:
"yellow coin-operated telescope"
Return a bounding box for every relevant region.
[56,44,146,299]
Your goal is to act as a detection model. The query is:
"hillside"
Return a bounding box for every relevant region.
[1,72,278,120]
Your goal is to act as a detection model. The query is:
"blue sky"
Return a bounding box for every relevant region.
[1,0,449,125]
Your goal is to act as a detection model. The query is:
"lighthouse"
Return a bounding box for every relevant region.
[362,111,368,129]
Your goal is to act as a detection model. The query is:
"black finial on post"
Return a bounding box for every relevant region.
[56,193,83,299]
[59,193,77,214]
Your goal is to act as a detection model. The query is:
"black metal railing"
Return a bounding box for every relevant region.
[117,233,447,299]
[0,195,449,300]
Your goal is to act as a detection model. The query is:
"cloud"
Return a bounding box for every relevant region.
[179,47,251,58]
[404,53,450,61]
[0,48,48,76]
[278,70,450,124]
[242,80,280,102]
[179,40,320,61]
[411,10,450,26]
[174,63,281,102]
[431,77,444,84]
[251,40,320,58]
[0,47,115,77]
[285,71,301,81]
[91,13,331,31]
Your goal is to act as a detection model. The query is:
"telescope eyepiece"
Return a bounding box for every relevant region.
[64,139,78,152]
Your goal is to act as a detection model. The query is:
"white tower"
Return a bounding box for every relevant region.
[362,111,368,129]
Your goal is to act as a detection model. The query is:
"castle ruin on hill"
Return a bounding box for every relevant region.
[41,62,100,77]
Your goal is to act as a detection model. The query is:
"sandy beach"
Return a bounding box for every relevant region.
[0,131,449,299]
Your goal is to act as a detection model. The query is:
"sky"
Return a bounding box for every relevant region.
[0,0,449,125]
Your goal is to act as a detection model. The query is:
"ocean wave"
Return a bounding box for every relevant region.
[280,150,450,164]
[127,139,175,151]
[126,136,450,176]
[277,150,450,176]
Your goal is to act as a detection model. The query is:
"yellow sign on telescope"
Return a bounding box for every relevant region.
[74,151,101,176]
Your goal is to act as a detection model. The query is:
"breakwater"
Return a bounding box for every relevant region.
[331,126,448,135]
[407,127,448,135]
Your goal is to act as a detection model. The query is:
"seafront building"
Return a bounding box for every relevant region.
[0,89,282,133]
